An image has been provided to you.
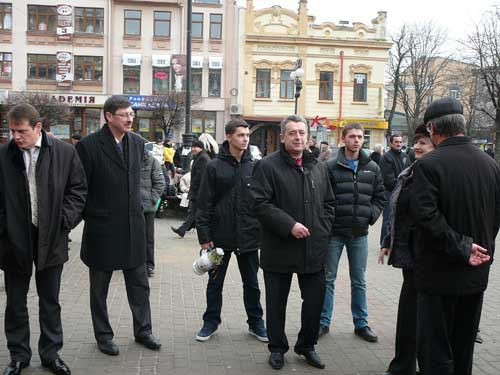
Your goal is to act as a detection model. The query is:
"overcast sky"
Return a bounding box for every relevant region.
[237,0,496,43]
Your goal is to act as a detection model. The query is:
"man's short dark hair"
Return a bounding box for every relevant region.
[342,122,364,137]
[7,103,41,128]
[320,141,329,146]
[280,115,308,135]
[225,119,249,135]
[103,95,132,115]
[390,134,403,143]
[430,114,466,137]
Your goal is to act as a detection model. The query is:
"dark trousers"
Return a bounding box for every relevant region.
[89,264,153,342]
[417,292,483,375]
[144,212,156,270]
[388,269,418,375]
[177,200,197,235]
[264,270,325,354]
[4,264,64,363]
[203,250,264,328]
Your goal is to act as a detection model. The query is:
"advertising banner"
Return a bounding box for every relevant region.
[57,5,73,42]
[56,51,73,88]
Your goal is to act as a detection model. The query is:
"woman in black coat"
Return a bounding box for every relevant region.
[378,124,435,375]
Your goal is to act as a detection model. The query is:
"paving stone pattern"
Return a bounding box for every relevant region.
[0,218,499,375]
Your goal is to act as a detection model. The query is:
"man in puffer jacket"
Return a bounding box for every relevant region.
[319,122,385,343]
[140,149,165,277]
[195,119,266,343]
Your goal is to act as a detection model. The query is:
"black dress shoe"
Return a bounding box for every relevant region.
[294,349,325,369]
[269,352,284,370]
[97,340,119,356]
[171,226,185,238]
[41,358,71,375]
[2,361,29,375]
[135,334,161,350]
[354,326,378,343]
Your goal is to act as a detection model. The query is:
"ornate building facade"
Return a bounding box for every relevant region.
[237,0,392,154]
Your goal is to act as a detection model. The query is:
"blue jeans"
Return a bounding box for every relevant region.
[320,235,369,329]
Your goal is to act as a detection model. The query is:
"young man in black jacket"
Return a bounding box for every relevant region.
[0,104,87,375]
[195,119,266,343]
[319,122,385,343]
[251,115,335,370]
[410,98,499,374]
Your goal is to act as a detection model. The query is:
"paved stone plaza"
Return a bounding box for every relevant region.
[0,216,499,375]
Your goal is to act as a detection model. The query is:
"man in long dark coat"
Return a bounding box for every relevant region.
[250,115,336,370]
[76,96,161,356]
[0,103,87,375]
[410,97,500,374]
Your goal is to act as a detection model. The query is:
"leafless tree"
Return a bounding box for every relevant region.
[386,25,410,137]
[463,5,500,161]
[3,91,70,131]
[150,91,200,140]
[395,22,450,137]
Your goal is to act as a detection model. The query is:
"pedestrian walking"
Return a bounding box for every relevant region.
[409,97,499,375]
[370,144,383,165]
[171,140,209,238]
[379,134,409,245]
[76,96,161,356]
[0,103,87,375]
[250,115,335,370]
[319,122,385,343]
[141,149,165,277]
[378,123,436,375]
[195,119,267,343]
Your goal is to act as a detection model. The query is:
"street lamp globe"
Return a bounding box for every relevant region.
[295,67,304,78]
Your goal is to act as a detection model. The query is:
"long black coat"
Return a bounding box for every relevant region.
[0,131,87,274]
[196,141,260,253]
[410,137,500,295]
[250,144,336,274]
[76,124,147,271]
[379,148,409,192]
[327,148,385,238]
[189,149,210,201]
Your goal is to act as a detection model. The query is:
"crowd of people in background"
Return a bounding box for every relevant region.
[0,95,498,375]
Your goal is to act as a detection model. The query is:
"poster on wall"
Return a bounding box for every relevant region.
[56,51,73,88]
[57,5,73,41]
[50,125,71,139]
[170,54,187,92]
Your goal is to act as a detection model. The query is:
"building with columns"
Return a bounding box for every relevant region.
[237,0,392,154]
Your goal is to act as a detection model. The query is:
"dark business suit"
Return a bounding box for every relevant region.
[0,131,87,363]
[76,124,152,342]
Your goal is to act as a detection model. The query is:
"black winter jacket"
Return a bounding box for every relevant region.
[196,141,260,253]
[189,149,210,201]
[327,148,385,238]
[250,144,336,274]
[0,131,87,274]
[410,137,500,295]
[379,148,409,191]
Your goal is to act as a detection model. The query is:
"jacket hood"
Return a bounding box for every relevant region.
[336,147,371,167]
[218,140,252,164]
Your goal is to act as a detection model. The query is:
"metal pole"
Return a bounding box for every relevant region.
[182,0,193,173]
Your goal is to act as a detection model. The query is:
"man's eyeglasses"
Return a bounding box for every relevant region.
[113,112,135,119]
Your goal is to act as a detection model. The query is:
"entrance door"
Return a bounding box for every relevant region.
[250,123,280,156]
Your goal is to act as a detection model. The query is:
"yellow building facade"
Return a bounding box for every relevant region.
[237,0,392,154]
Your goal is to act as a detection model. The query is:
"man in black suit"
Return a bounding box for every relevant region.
[76,96,161,356]
[0,103,87,375]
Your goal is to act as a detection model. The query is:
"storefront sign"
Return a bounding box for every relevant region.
[128,95,171,110]
[311,116,388,130]
[209,56,223,69]
[123,54,142,66]
[50,94,108,107]
[56,5,73,41]
[152,55,170,67]
[56,51,73,88]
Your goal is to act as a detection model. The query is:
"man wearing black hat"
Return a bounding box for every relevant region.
[171,140,209,237]
[409,97,500,375]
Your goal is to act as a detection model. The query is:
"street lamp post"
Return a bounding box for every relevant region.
[290,59,304,115]
[181,0,193,173]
